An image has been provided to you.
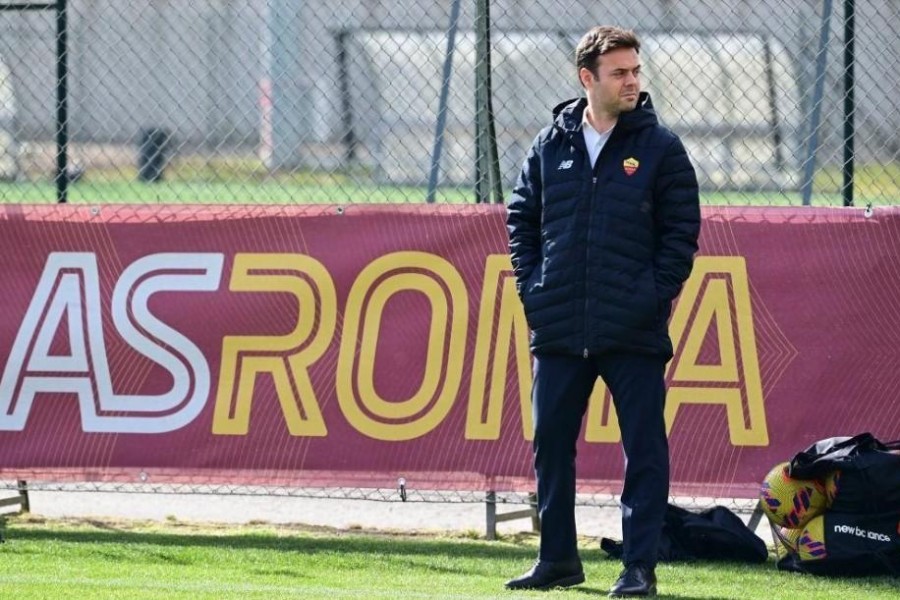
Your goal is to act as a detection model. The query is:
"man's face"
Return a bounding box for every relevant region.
[580,47,642,118]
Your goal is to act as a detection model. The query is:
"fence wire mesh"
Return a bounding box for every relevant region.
[1,479,763,516]
[0,0,897,206]
[0,0,897,515]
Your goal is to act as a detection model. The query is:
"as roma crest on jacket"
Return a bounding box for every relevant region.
[623,157,639,176]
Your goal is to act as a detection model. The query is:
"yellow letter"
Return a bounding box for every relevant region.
[465,255,533,440]
[584,380,619,442]
[666,257,768,445]
[212,253,335,436]
[583,257,768,446]
[337,252,467,441]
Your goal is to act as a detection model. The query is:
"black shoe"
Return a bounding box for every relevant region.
[608,564,657,597]
[505,558,585,590]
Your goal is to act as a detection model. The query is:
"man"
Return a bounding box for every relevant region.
[504,26,701,597]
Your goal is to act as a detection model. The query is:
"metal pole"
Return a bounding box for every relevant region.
[337,30,358,168]
[55,0,69,203]
[269,0,312,170]
[842,0,855,207]
[484,4,502,204]
[800,0,833,207]
[426,0,461,204]
[474,0,488,204]
[763,38,785,173]
[474,0,501,204]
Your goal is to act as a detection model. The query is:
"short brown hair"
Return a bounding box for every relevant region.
[575,26,641,76]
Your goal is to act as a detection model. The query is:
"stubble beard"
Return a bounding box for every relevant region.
[620,91,639,113]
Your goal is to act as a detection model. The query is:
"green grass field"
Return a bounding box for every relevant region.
[0,180,475,205]
[1,161,897,206]
[0,180,866,206]
[1,515,897,599]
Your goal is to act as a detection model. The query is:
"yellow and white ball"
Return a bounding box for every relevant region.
[759,462,827,528]
[795,515,828,560]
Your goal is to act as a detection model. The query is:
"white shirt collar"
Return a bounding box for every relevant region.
[582,111,615,168]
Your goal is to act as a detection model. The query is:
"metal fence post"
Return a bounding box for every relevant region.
[801,0,834,207]
[425,0,462,204]
[485,491,540,540]
[842,0,855,207]
[474,0,502,204]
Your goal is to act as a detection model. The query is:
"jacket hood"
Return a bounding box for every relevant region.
[551,91,659,134]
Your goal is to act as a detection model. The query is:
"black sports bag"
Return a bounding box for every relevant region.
[776,510,900,576]
[777,433,900,575]
[788,432,900,514]
[602,504,767,564]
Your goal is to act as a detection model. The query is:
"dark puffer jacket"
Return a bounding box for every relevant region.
[506,93,700,359]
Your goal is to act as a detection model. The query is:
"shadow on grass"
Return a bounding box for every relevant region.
[574,590,737,600]
[4,523,551,561]
[5,522,898,597]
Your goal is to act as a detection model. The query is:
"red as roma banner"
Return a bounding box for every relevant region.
[1,204,898,499]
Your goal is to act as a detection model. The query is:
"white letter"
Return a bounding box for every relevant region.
[92,253,223,432]
[0,252,223,433]
[0,253,100,430]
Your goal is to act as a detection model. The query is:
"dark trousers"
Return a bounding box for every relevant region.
[532,352,669,567]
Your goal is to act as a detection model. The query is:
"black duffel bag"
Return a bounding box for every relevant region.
[602,503,767,564]
[788,432,900,514]
[777,433,900,576]
[776,510,900,576]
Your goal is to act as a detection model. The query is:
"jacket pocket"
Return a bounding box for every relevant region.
[520,270,546,330]
[631,269,660,330]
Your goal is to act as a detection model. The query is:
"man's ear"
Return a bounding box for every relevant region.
[578,67,596,88]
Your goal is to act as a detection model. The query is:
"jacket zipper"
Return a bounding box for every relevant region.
[584,126,617,359]
[584,173,597,359]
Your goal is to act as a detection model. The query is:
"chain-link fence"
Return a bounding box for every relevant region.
[0,0,898,518]
[0,0,897,206]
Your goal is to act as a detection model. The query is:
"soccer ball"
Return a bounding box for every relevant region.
[777,526,802,554]
[779,516,828,560]
[823,470,841,506]
[759,462,827,528]
[795,515,828,560]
